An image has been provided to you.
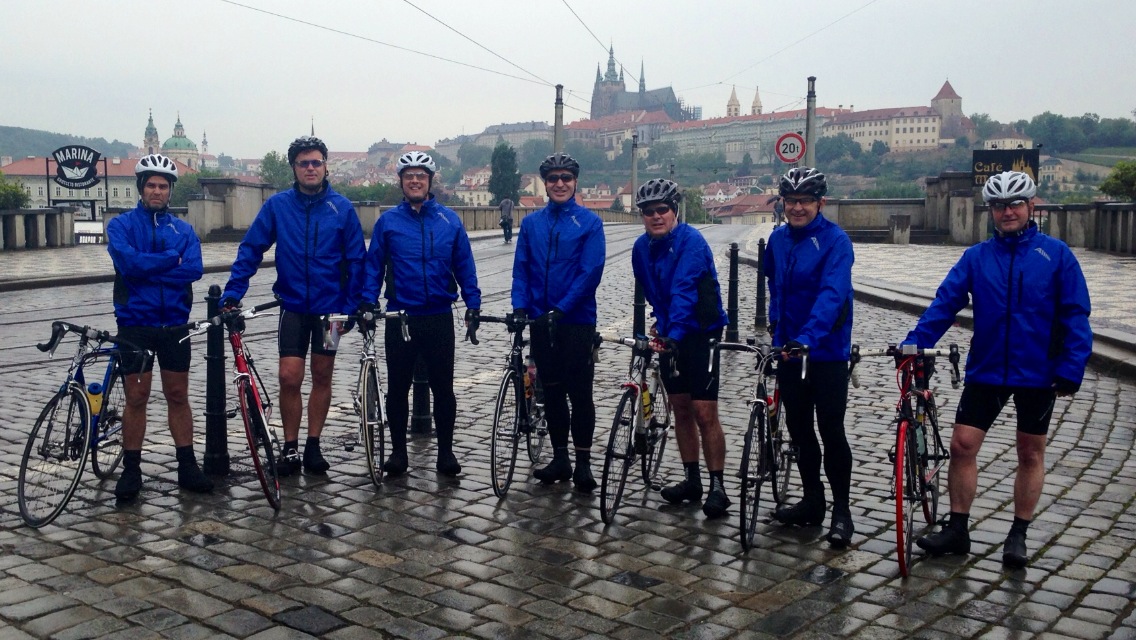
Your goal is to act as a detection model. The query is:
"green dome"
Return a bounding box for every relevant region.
[162,136,198,151]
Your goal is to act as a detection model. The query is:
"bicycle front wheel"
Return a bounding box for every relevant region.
[921,409,943,526]
[91,370,126,479]
[600,389,636,525]
[640,380,670,489]
[240,382,280,511]
[19,388,91,528]
[526,394,548,465]
[739,404,768,551]
[361,364,385,489]
[895,419,920,577]
[490,369,521,498]
[770,394,791,506]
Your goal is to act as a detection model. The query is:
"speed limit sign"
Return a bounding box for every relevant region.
[775,132,806,164]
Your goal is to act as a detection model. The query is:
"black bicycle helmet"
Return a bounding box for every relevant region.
[287,136,328,165]
[778,167,828,198]
[135,153,179,191]
[636,178,682,209]
[539,152,580,179]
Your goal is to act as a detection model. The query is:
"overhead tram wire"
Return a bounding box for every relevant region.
[679,0,882,94]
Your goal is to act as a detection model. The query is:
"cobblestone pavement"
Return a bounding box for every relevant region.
[1,225,1134,639]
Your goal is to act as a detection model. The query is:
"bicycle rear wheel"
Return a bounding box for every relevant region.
[490,369,521,498]
[921,409,943,526]
[895,419,919,577]
[361,364,385,488]
[769,391,791,506]
[739,404,768,550]
[240,381,280,511]
[600,389,636,525]
[640,381,670,489]
[19,388,91,528]
[91,370,126,479]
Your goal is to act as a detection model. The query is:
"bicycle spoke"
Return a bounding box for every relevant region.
[19,389,90,528]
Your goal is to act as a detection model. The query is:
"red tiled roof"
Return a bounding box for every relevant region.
[519,196,545,208]
[0,156,195,178]
[566,109,675,132]
[932,80,961,101]
[666,107,848,132]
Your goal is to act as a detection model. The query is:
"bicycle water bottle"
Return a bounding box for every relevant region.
[524,356,536,400]
[642,387,653,423]
[86,382,104,416]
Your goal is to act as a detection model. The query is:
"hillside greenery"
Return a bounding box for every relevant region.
[0,125,136,159]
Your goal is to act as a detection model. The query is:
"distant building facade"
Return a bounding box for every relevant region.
[435,121,554,163]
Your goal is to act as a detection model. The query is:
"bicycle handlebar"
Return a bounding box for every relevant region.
[709,339,808,379]
[850,343,961,389]
[36,321,154,369]
[323,310,409,345]
[176,298,283,342]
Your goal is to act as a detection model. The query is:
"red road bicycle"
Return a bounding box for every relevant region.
[851,343,960,576]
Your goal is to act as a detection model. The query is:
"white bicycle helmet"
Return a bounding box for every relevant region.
[636,178,682,209]
[982,170,1036,202]
[135,153,179,190]
[778,167,827,198]
[396,151,437,176]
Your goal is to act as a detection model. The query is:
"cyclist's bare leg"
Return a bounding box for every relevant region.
[278,356,307,443]
[947,423,986,513]
[1013,431,1046,520]
[160,369,194,447]
[306,354,336,438]
[692,399,726,472]
[122,371,153,450]
[669,394,700,464]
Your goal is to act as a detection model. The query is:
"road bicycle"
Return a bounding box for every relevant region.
[18,322,153,528]
[479,313,550,498]
[851,343,960,576]
[322,309,409,488]
[711,339,805,550]
[597,334,674,525]
[179,299,283,510]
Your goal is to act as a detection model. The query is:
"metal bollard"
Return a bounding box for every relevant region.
[726,242,739,342]
[410,355,432,435]
[202,284,229,476]
[756,238,767,330]
[633,280,646,338]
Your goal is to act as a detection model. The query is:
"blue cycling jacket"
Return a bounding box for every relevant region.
[764,212,855,362]
[512,199,605,324]
[632,223,727,341]
[905,222,1092,387]
[362,196,481,315]
[107,203,203,327]
[223,182,365,315]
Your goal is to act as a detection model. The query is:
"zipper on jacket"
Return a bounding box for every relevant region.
[543,213,558,311]
[1003,247,1016,384]
[420,215,428,305]
[305,203,313,312]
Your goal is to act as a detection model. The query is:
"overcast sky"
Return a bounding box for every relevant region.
[4,0,1134,159]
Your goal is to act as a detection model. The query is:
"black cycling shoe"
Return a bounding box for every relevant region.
[916,526,971,556]
[1002,530,1029,569]
[773,500,826,527]
[277,448,301,477]
[177,462,214,493]
[572,463,597,493]
[702,485,732,519]
[383,452,409,477]
[826,512,854,548]
[533,456,572,484]
[436,452,462,477]
[114,466,143,501]
[660,479,703,505]
[303,444,330,475]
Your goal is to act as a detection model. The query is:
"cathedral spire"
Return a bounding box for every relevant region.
[604,43,618,82]
[596,63,602,83]
[751,86,763,115]
[639,60,645,93]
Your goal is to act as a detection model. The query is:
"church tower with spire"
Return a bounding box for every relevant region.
[727,86,740,117]
[751,86,763,115]
[590,44,627,119]
[143,109,160,155]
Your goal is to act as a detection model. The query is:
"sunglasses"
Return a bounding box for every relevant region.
[640,204,672,217]
[545,173,576,184]
[783,196,818,206]
[990,199,1028,213]
[402,171,431,181]
[295,159,325,168]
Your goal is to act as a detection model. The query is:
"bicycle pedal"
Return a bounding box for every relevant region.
[226,410,237,419]
[345,444,356,452]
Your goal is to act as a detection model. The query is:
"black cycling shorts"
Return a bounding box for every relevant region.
[278,310,338,358]
[660,329,722,401]
[116,325,191,375]
[954,382,1057,436]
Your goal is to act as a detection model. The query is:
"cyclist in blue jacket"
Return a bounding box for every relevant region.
[907,170,1092,568]
[222,136,365,477]
[764,167,856,548]
[632,179,731,518]
[360,151,481,478]
[107,154,211,500]
[512,153,606,492]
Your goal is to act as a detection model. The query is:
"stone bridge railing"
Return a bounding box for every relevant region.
[0,207,76,250]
